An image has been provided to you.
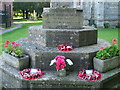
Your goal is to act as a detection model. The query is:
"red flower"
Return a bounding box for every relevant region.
[4,44,8,47]
[12,42,15,44]
[100,47,104,49]
[112,38,117,43]
[12,46,16,49]
[5,40,10,44]
[15,43,20,46]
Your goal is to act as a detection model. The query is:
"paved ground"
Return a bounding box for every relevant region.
[0,20,41,35]
[0,24,22,35]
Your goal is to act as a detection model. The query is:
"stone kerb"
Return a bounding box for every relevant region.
[28,25,97,48]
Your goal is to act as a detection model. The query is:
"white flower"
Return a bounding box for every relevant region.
[50,59,56,66]
[66,59,73,65]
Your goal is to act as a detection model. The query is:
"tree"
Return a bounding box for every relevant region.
[13,2,50,19]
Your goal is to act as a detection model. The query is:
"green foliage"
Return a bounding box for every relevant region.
[13,48,23,57]
[104,23,110,28]
[96,49,110,60]
[13,2,50,18]
[6,44,13,54]
[96,40,120,60]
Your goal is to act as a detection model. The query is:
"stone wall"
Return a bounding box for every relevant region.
[82,1,119,28]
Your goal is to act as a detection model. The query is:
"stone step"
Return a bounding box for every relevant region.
[28,25,97,48]
[16,38,110,71]
[0,58,119,88]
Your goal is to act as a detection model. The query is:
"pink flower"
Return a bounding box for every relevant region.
[55,55,65,60]
[56,66,60,70]
[56,61,60,66]
[5,40,10,44]
[60,65,65,69]
[4,44,8,47]
[112,38,117,43]
[60,59,65,64]
[100,47,104,49]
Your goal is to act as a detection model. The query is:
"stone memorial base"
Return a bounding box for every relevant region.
[16,38,110,71]
[0,56,120,88]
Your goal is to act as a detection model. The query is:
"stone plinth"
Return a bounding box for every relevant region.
[28,26,97,48]
[42,8,83,29]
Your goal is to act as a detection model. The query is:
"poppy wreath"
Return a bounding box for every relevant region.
[19,69,44,80]
[78,69,101,81]
[57,44,73,51]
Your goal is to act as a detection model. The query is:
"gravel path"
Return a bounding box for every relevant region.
[0,24,22,35]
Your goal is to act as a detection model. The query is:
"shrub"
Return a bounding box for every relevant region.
[104,23,110,28]
[116,23,120,28]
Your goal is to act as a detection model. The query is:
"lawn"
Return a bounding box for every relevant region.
[98,28,119,43]
[0,22,42,54]
[0,22,119,54]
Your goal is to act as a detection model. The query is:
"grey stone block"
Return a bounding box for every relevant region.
[3,52,30,70]
[42,8,83,29]
[28,25,97,48]
[93,56,120,73]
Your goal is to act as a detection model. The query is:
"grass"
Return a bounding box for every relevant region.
[98,28,118,43]
[0,22,42,54]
